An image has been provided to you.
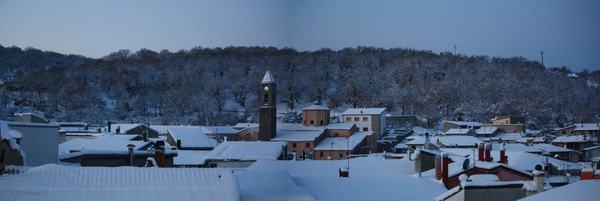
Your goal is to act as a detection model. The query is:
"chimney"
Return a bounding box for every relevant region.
[154,140,165,167]
[107,121,112,133]
[484,143,492,162]
[127,144,135,166]
[478,143,485,161]
[441,152,450,185]
[142,130,148,142]
[414,151,422,177]
[499,143,508,164]
[533,170,545,193]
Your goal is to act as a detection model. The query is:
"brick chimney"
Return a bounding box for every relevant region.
[478,143,485,161]
[435,152,450,185]
[499,143,508,164]
[484,143,492,162]
[154,140,165,167]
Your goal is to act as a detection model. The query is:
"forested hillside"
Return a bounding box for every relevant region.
[1,45,599,127]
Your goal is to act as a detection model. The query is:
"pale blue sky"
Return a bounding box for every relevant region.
[0,0,598,71]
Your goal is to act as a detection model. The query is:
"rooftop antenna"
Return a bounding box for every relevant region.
[540,50,544,67]
[453,44,457,55]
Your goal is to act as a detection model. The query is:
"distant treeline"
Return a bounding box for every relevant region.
[1,45,599,127]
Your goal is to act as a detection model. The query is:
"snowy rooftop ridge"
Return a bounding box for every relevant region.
[552,135,590,143]
[314,132,371,151]
[206,141,286,160]
[302,104,330,111]
[0,164,240,201]
[261,70,275,84]
[342,108,386,115]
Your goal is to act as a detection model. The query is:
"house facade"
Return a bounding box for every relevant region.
[342,108,386,138]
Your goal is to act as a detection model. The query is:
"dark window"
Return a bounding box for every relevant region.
[354,117,360,121]
[306,143,310,148]
[319,152,324,157]
[363,117,368,121]
[263,94,269,103]
[292,143,297,148]
[339,152,344,158]
[363,127,368,131]
[310,120,314,125]
[346,117,351,121]
[320,120,324,125]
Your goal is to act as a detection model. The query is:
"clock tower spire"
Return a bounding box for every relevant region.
[259,70,276,140]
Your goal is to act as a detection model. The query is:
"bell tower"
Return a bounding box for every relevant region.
[259,70,277,140]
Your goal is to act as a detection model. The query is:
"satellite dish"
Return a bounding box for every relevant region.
[535,164,543,171]
[462,158,470,170]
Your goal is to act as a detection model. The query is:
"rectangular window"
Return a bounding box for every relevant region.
[354,117,360,121]
[319,152,324,157]
[363,127,368,131]
[306,143,310,148]
[339,152,344,158]
[346,117,351,121]
[363,117,368,121]
[292,143,297,148]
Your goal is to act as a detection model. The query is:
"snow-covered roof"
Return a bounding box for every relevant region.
[518,180,600,201]
[173,150,211,166]
[232,123,259,130]
[325,122,355,130]
[278,123,326,131]
[302,104,330,111]
[236,170,315,201]
[552,135,590,143]
[59,134,157,160]
[314,132,370,151]
[0,164,239,201]
[206,141,286,161]
[201,126,239,135]
[1,120,12,140]
[342,108,386,115]
[273,130,324,141]
[445,128,472,135]
[261,70,275,84]
[167,127,217,149]
[533,143,577,153]
[490,143,541,153]
[476,127,498,135]
[573,123,600,131]
[444,121,482,127]
[249,155,417,177]
[407,136,482,147]
[294,176,446,201]
[105,123,161,134]
[440,148,582,171]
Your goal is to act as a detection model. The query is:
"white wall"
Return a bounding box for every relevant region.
[8,122,59,166]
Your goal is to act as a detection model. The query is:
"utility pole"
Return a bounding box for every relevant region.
[540,50,544,66]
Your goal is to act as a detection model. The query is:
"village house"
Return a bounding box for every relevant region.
[59,134,177,167]
[443,121,482,132]
[555,122,600,135]
[486,116,526,133]
[342,107,386,138]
